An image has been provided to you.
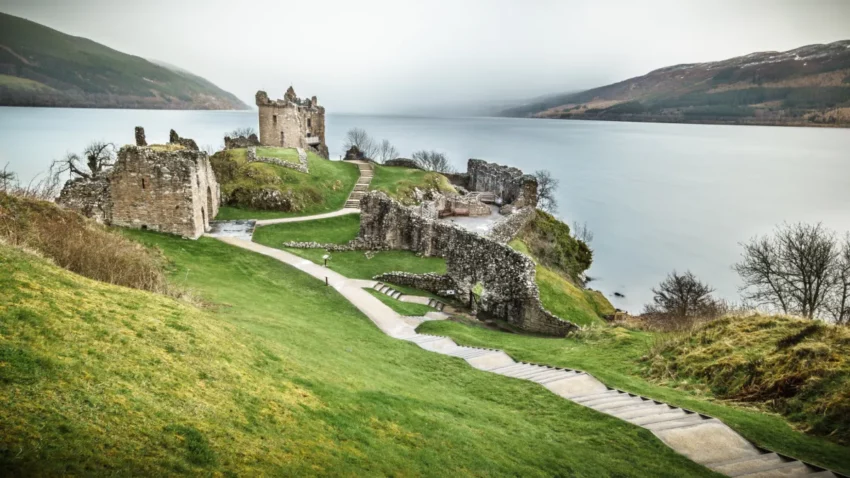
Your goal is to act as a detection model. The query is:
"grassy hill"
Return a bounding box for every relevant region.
[503,40,850,127]
[0,12,247,109]
[212,148,360,220]
[0,224,717,475]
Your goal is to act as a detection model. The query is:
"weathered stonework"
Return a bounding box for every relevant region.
[343,146,367,161]
[384,158,421,169]
[224,134,261,150]
[357,192,576,336]
[372,272,458,296]
[168,129,199,151]
[246,147,309,174]
[256,87,328,158]
[467,159,538,208]
[57,136,220,240]
[487,206,535,244]
[134,126,147,146]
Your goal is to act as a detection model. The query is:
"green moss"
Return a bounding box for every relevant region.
[517,210,592,281]
[211,149,359,220]
[369,165,456,204]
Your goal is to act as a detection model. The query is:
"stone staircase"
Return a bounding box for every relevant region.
[345,161,373,209]
[373,282,448,312]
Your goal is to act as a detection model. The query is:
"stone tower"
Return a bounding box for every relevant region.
[255,87,328,158]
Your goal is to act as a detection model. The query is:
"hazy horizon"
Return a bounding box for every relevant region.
[2,0,849,113]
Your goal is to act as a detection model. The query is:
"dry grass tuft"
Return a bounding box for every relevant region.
[644,314,850,444]
[0,191,169,293]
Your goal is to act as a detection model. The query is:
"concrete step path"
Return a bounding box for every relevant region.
[214,236,842,478]
[345,160,374,209]
[372,282,448,312]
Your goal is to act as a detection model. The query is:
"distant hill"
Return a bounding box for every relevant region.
[0,12,248,110]
[502,41,850,127]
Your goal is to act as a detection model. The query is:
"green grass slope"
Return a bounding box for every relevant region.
[212,149,360,220]
[0,12,247,109]
[370,164,456,204]
[0,229,713,476]
[252,213,361,245]
[416,319,850,474]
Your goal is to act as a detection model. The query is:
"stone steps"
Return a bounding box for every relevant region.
[344,161,374,210]
[372,283,448,311]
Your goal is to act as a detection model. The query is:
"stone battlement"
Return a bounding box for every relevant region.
[255,86,328,158]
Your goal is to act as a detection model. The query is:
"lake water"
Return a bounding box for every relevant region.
[1,106,848,312]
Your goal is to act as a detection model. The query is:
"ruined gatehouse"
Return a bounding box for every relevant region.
[256,87,328,158]
[57,128,220,239]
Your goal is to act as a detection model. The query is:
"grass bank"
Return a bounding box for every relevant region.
[211,149,359,220]
[252,213,360,245]
[369,164,456,204]
[365,289,436,316]
[417,319,850,475]
[0,229,724,475]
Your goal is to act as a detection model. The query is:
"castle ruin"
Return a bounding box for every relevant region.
[256,87,328,158]
[58,128,220,239]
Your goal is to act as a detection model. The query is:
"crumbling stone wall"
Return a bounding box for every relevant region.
[358,192,576,335]
[256,87,328,158]
[57,176,111,223]
[224,134,260,149]
[246,147,309,174]
[372,272,458,295]
[134,126,147,146]
[168,129,199,151]
[57,136,220,240]
[487,206,535,244]
[467,159,538,208]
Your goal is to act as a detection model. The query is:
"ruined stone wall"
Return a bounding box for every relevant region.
[224,134,261,149]
[467,159,538,208]
[487,207,535,244]
[110,147,216,238]
[372,272,458,295]
[358,192,576,335]
[57,176,111,224]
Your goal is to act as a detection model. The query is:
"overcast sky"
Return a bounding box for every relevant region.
[3,0,850,113]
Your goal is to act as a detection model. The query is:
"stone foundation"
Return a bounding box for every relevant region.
[247,147,309,174]
[372,272,458,296]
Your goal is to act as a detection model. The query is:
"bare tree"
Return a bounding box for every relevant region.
[734,222,840,319]
[534,170,558,213]
[53,141,116,180]
[411,150,454,173]
[828,236,850,324]
[0,163,16,192]
[647,270,717,318]
[374,139,399,164]
[572,221,594,244]
[228,127,257,138]
[343,128,377,159]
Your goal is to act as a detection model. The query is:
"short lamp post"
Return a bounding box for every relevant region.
[323,254,330,267]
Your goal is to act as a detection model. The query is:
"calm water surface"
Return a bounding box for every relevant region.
[1,106,848,312]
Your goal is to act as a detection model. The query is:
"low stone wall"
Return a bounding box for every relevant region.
[280,240,363,252]
[487,207,534,244]
[384,158,421,169]
[247,147,309,174]
[358,192,576,335]
[372,272,458,295]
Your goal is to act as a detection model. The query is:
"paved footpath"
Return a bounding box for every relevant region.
[213,236,840,478]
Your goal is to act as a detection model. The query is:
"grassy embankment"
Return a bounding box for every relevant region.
[418,318,850,474]
[211,148,359,220]
[0,207,722,476]
[364,289,436,316]
[369,164,456,204]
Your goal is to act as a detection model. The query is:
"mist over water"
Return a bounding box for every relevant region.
[2,106,848,312]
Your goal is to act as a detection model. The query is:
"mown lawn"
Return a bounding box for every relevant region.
[252,214,361,245]
[365,289,436,316]
[255,147,300,163]
[0,230,722,476]
[281,248,447,280]
[214,151,359,220]
[417,320,850,475]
